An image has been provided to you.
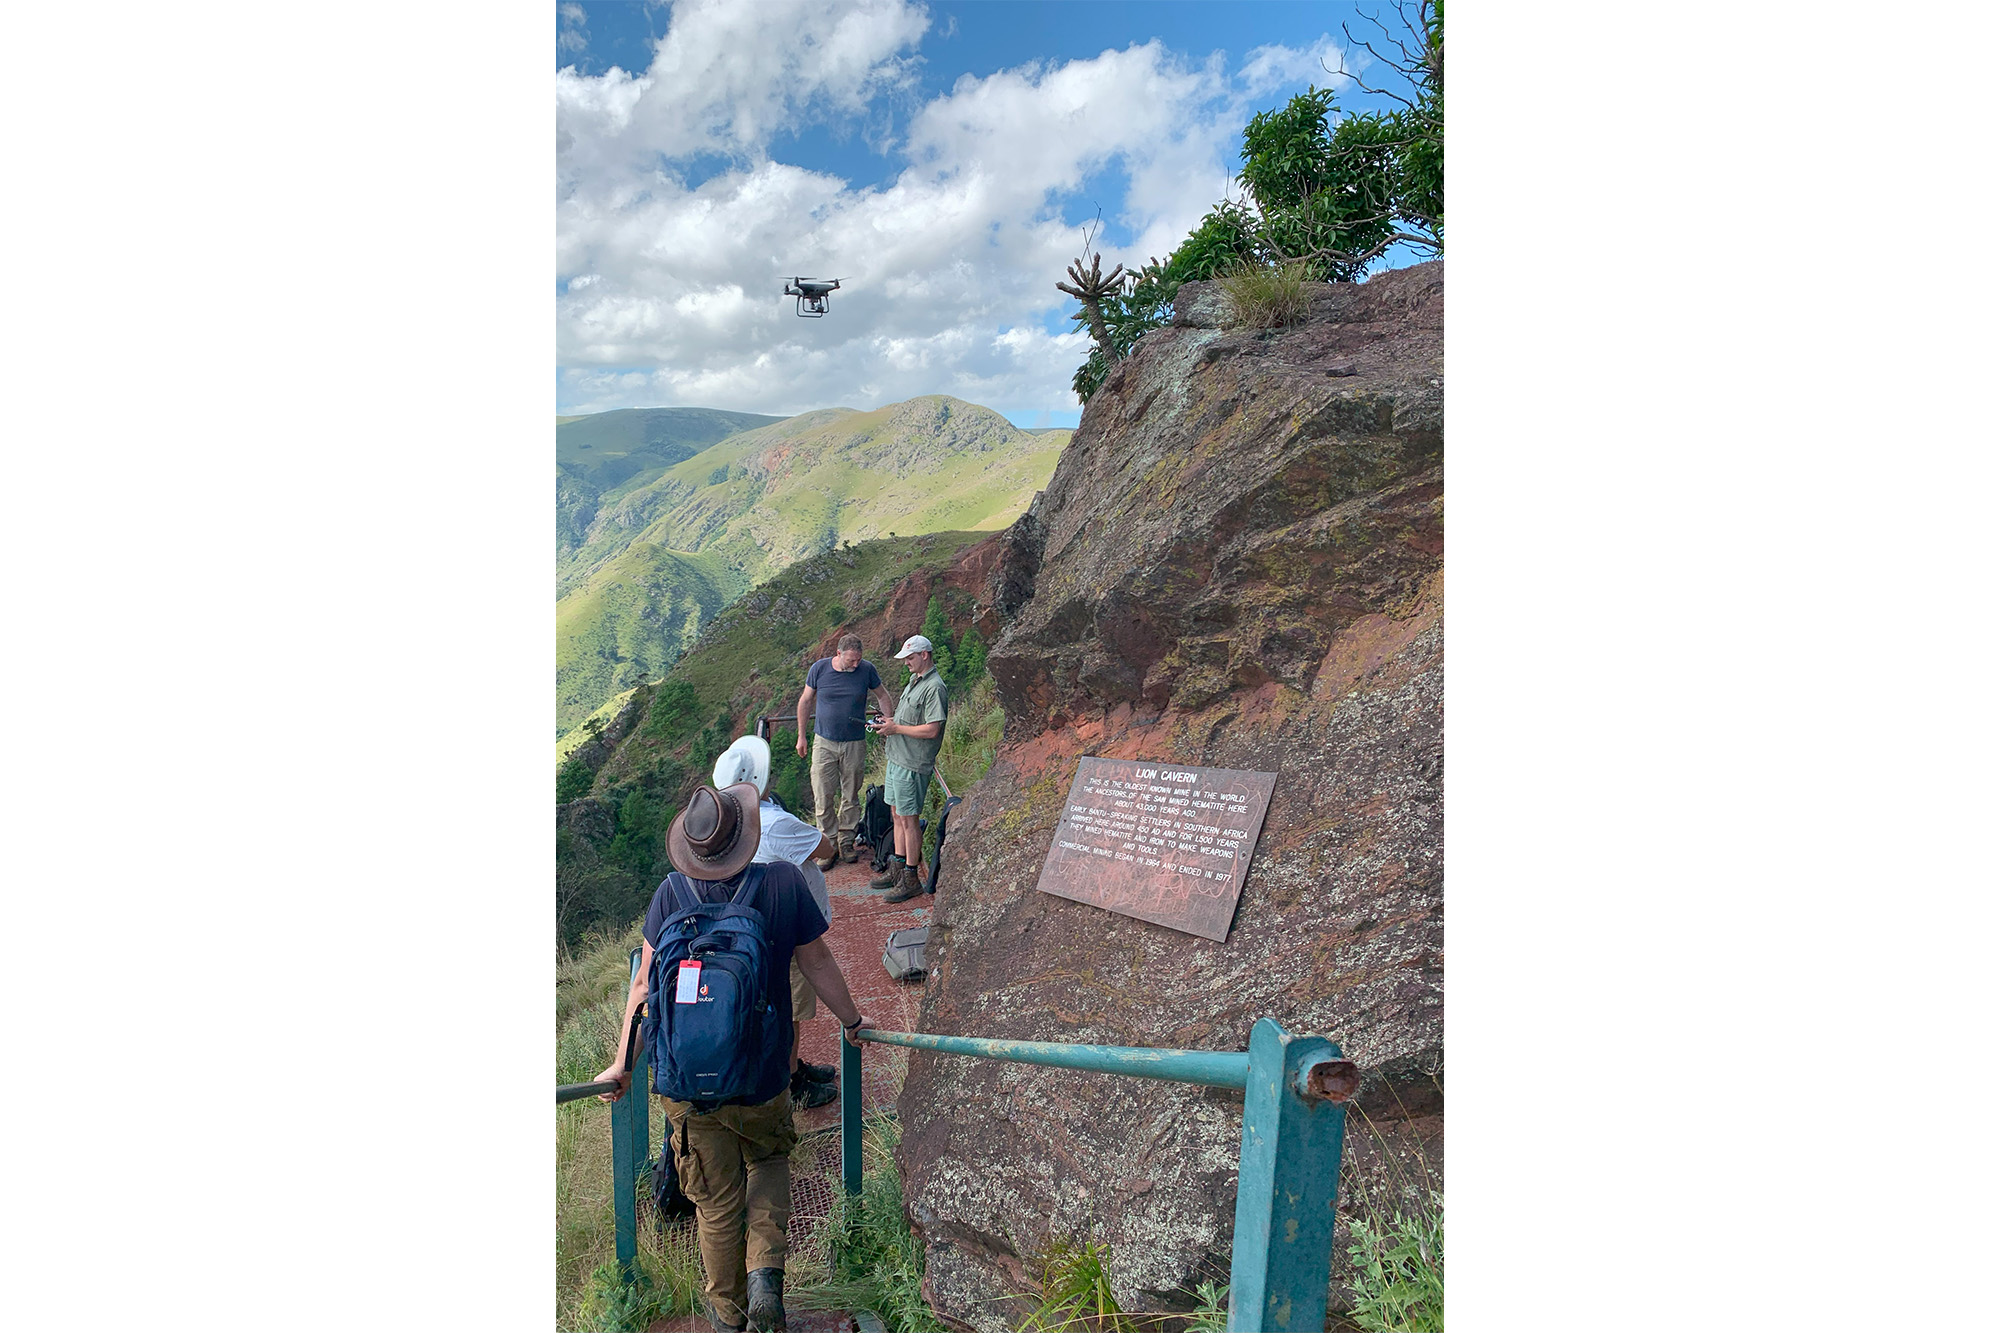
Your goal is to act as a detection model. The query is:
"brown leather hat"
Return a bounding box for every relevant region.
[665,781,763,882]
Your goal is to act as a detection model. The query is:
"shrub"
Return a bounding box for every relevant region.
[1221,259,1315,330]
[557,756,595,803]
[642,679,701,740]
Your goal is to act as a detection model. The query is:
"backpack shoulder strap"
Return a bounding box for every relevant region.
[664,871,697,914]
[727,862,767,909]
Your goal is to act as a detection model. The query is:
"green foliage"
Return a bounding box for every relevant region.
[605,786,669,874]
[578,1263,663,1333]
[707,464,730,485]
[826,603,846,626]
[1065,3,1441,400]
[767,726,812,816]
[556,755,595,804]
[1020,1237,1130,1332]
[1346,1193,1444,1333]
[920,594,956,681]
[1184,1281,1229,1333]
[642,678,701,740]
[693,710,736,771]
[950,626,988,691]
[796,1112,945,1333]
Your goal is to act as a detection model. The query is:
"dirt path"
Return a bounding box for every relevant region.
[795,853,933,1129]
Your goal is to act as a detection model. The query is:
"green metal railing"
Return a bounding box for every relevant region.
[844,1019,1358,1333]
[555,947,650,1276]
[557,952,1361,1331]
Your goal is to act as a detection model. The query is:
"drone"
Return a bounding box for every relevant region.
[782,276,845,318]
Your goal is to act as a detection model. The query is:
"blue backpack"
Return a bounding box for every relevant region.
[642,866,784,1108]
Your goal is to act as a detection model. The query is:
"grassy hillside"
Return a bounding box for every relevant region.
[555,395,1065,731]
[555,544,748,735]
[557,406,779,560]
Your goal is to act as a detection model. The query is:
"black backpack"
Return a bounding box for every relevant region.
[646,1139,696,1226]
[860,784,894,871]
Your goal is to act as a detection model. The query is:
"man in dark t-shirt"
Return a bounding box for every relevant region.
[794,633,893,865]
[596,782,871,1333]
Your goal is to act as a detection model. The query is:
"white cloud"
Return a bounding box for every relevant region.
[1238,35,1350,96]
[557,3,588,57]
[555,1,1347,417]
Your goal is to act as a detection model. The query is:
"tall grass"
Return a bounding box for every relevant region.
[1338,1086,1445,1332]
[791,1112,945,1333]
[1220,258,1315,330]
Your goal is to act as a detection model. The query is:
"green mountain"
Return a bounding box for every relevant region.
[554,544,748,735]
[554,395,1064,734]
[557,406,780,558]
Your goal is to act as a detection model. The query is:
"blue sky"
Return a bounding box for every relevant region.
[556,0,1428,426]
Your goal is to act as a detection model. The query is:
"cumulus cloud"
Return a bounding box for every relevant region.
[555,0,1347,418]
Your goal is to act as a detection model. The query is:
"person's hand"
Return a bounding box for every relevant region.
[594,1063,631,1103]
[843,1014,872,1048]
[795,734,808,757]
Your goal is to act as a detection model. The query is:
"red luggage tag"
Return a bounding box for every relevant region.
[675,960,702,1004]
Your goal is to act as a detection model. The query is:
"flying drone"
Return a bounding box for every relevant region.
[783,276,845,318]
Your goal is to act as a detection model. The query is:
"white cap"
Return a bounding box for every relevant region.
[711,735,772,795]
[894,634,934,659]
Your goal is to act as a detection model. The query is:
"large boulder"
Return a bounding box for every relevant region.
[895,263,1445,1329]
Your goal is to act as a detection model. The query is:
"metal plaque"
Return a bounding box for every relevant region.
[1033,757,1277,942]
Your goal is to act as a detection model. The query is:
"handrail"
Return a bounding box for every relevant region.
[855,1029,1255,1089]
[841,1018,1358,1333]
[554,947,650,1278]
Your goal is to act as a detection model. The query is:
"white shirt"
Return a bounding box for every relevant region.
[753,797,831,921]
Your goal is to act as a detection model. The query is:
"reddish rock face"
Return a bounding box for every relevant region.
[802,531,1010,667]
[895,264,1444,1330]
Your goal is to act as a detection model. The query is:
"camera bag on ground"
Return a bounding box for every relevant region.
[641,865,783,1109]
[882,925,928,982]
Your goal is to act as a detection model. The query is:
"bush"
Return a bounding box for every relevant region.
[557,756,595,803]
[643,679,701,740]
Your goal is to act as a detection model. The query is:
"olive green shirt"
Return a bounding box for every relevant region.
[886,668,949,775]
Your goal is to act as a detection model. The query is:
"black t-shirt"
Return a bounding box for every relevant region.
[806,657,882,742]
[641,860,829,1104]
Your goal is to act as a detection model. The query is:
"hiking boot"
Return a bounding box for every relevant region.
[791,1076,837,1109]
[812,845,839,871]
[868,856,905,890]
[884,865,927,905]
[705,1305,746,1333]
[837,833,858,863]
[747,1266,788,1332]
[797,1059,836,1084]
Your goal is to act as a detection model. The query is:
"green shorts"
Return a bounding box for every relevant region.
[884,761,931,816]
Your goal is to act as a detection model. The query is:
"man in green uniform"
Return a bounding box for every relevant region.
[868,634,948,904]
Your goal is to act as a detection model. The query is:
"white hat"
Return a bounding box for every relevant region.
[712,735,772,795]
[894,634,934,659]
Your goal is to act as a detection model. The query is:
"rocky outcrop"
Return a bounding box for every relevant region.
[896,264,1444,1329]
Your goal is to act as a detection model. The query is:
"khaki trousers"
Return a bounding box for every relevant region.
[809,735,867,839]
[663,1090,798,1326]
